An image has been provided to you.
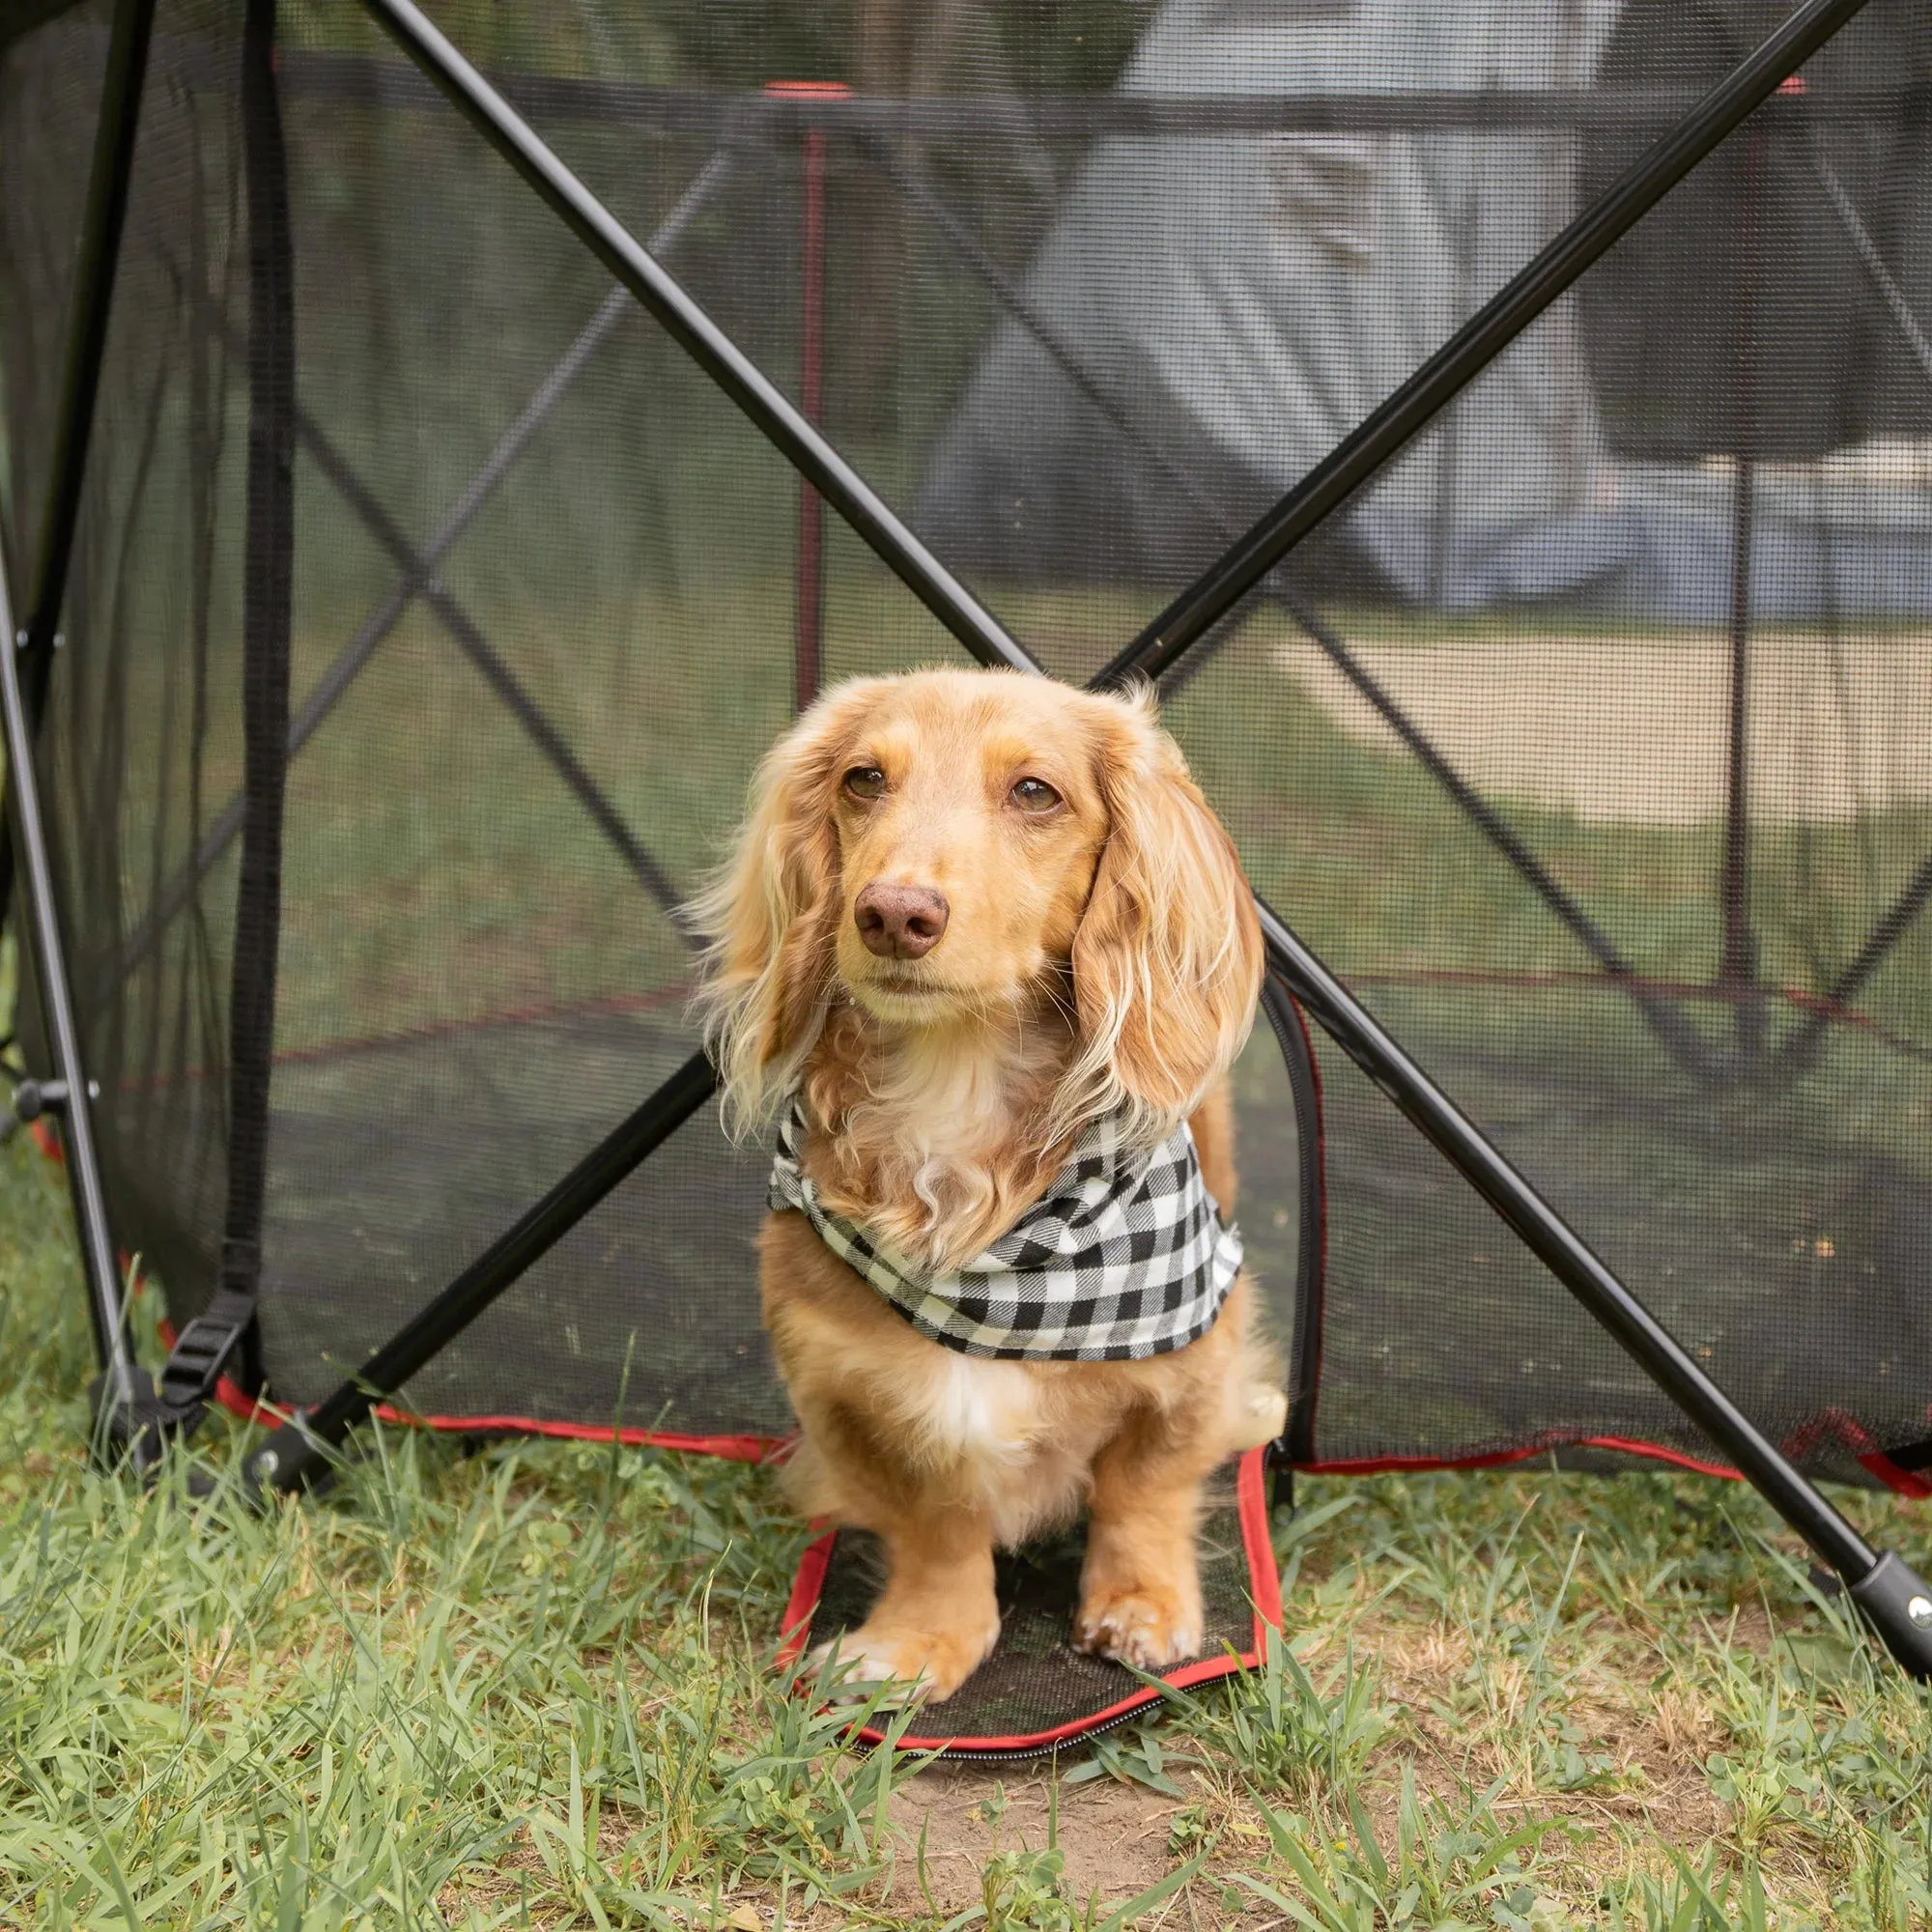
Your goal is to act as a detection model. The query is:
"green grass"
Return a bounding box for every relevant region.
[4,1132,1931,1929]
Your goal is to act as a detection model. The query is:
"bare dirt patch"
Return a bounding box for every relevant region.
[882,1764,1183,1916]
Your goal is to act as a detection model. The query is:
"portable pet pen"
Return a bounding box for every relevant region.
[3,0,1931,1747]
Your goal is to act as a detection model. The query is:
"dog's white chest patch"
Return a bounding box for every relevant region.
[921,1352,1038,1464]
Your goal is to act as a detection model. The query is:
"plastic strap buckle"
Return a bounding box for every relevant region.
[158,1296,255,1414]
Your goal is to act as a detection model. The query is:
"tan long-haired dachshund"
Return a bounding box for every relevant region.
[694,667,1284,1703]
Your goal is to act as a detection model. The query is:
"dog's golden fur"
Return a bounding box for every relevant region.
[694,668,1275,1701]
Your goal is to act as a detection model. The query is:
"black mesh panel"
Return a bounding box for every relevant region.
[0,0,1926,1483]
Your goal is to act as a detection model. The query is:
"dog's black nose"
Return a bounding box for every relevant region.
[855,883,950,959]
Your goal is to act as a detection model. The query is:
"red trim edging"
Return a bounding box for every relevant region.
[155,1319,787,1461]
[385,1409,781,1463]
[1295,1428,1932,1498]
[1860,1453,1932,1500]
[778,1526,837,1666]
[1296,1434,1743,1482]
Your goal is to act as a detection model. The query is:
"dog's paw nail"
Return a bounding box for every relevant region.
[1074,1593,1203,1669]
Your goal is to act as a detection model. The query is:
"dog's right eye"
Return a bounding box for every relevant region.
[842,765,887,801]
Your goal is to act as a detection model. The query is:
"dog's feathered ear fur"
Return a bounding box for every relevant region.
[690,681,881,1136]
[1059,690,1264,1146]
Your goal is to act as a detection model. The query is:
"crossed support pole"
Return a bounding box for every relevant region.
[233,0,1932,1675]
[851,131,1724,1082]
[8,0,1929,1672]
[867,106,1932,1091]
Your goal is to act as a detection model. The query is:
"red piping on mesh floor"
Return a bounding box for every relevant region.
[1299,1436,1744,1481]
[1861,1455,1932,1499]
[1297,1431,1932,1499]
[774,1444,1283,1757]
[153,1317,786,1463]
[158,1348,1925,1497]
[109,980,697,1093]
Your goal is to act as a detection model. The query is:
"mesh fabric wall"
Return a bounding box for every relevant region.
[1,0,1929,1486]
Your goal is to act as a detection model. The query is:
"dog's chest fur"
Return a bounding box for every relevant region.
[764,1005,1201,1548]
[759,1205,1111,1547]
[802,1006,1071,1270]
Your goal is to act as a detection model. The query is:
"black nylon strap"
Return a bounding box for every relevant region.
[211,0,294,1390]
[1260,977,1325,1470]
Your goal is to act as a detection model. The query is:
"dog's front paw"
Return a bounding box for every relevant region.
[1073,1584,1204,1671]
[810,1611,1001,1706]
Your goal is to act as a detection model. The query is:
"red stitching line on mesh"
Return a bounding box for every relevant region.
[1343,965,1928,1058]
[1296,1429,1931,1497]
[115,980,698,1092]
[156,1318,783,1459]
[1295,1435,1743,1480]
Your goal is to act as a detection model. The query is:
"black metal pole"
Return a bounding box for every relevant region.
[292,0,1932,1675]
[20,0,157,675]
[866,135,1718,1080]
[0,0,156,1463]
[245,1049,719,1492]
[1089,0,1878,694]
[0,0,156,980]
[0,547,155,1463]
[358,0,1034,681]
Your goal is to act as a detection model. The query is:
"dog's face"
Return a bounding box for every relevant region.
[696,668,1263,1141]
[825,672,1110,1025]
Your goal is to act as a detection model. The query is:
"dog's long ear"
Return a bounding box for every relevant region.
[1061,691,1264,1144]
[690,682,879,1135]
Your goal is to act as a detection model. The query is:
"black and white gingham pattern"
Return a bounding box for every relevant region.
[768,1101,1242,1360]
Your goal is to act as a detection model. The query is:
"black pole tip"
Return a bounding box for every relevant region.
[1847,1549,1932,1681]
[244,1415,340,1497]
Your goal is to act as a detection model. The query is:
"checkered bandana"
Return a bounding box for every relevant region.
[768,1101,1242,1360]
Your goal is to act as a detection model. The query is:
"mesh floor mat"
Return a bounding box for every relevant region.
[779,1446,1278,1758]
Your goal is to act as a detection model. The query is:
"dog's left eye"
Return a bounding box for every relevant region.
[1010,777,1063,813]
